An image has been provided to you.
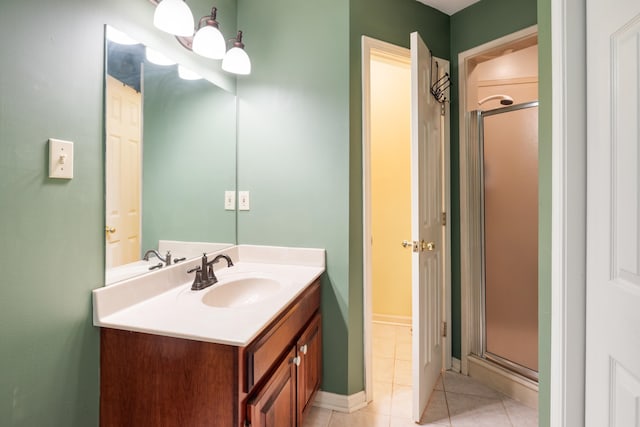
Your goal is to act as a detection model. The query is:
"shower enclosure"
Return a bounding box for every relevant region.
[468,101,539,381]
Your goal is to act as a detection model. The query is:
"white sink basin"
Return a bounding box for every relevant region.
[201,277,282,308]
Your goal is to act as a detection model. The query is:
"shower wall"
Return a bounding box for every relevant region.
[482,104,539,373]
[468,45,538,111]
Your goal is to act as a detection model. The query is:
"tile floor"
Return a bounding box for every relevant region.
[303,322,538,427]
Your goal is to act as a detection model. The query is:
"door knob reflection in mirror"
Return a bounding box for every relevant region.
[105,226,116,234]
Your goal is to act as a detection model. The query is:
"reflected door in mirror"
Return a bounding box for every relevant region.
[106,75,142,269]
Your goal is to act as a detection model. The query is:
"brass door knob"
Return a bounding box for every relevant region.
[105,226,116,234]
[426,241,435,251]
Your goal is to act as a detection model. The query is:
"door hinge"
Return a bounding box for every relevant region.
[441,212,447,226]
[441,321,447,337]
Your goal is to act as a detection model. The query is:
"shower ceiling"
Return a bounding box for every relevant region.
[416,0,480,15]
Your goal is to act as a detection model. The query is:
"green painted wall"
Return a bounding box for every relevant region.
[0,0,235,425]
[537,0,551,424]
[449,0,538,359]
[235,0,353,394]
[142,71,236,252]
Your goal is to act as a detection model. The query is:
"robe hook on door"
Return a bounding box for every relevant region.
[430,56,451,104]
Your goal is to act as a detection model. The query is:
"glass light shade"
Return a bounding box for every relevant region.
[106,27,138,45]
[145,47,176,66]
[153,0,194,37]
[222,47,251,75]
[192,26,226,59]
[178,65,203,80]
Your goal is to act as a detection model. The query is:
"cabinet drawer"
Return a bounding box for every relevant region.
[245,280,320,392]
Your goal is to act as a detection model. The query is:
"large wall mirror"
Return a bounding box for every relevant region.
[104,26,236,285]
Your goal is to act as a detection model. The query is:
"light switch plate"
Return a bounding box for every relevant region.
[224,191,236,210]
[49,138,74,179]
[238,191,250,211]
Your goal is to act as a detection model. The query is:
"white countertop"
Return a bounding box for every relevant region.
[93,245,325,346]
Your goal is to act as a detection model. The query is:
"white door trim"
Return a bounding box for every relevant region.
[550,0,586,425]
[361,35,451,403]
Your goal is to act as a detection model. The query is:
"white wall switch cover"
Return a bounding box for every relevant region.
[48,138,74,179]
[224,191,236,210]
[238,191,250,211]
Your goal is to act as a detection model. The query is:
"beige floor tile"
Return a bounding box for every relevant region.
[362,381,393,415]
[420,390,451,425]
[328,410,390,427]
[373,322,398,339]
[447,392,511,427]
[395,327,412,344]
[390,415,450,427]
[373,357,395,383]
[390,384,413,419]
[393,359,413,386]
[373,335,396,359]
[394,338,412,361]
[503,397,538,427]
[303,406,333,427]
[434,374,444,391]
[442,371,502,399]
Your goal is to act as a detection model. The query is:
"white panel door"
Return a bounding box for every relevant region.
[410,31,443,422]
[586,1,640,425]
[105,75,142,269]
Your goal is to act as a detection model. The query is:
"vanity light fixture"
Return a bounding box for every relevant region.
[145,47,177,66]
[192,7,226,59]
[153,0,194,37]
[177,64,203,80]
[149,0,251,75]
[106,26,139,45]
[222,31,251,75]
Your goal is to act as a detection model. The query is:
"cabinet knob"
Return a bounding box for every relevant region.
[292,356,301,366]
[300,344,308,355]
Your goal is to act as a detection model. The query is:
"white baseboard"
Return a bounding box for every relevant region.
[312,390,368,413]
[372,314,412,326]
[467,355,538,409]
[451,357,461,372]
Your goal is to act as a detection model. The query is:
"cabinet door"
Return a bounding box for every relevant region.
[247,348,297,427]
[297,313,322,424]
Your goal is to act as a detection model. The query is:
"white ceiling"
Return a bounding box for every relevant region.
[416,0,481,15]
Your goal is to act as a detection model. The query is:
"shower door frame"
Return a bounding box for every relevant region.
[458,25,539,376]
[478,101,540,382]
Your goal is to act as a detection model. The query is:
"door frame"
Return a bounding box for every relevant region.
[550,0,587,425]
[361,35,452,403]
[458,25,538,375]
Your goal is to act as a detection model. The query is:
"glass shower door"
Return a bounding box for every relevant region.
[481,102,539,379]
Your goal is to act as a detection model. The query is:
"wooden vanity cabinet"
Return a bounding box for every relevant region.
[296,313,322,423]
[100,279,321,427]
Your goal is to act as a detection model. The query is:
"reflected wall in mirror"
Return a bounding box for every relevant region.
[104,26,237,285]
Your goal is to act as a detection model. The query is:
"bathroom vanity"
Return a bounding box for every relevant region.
[94,245,324,427]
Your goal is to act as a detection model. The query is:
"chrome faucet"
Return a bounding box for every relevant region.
[143,249,172,266]
[187,253,234,291]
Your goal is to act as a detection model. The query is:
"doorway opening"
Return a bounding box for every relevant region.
[459,26,539,407]
[361,35,451,419]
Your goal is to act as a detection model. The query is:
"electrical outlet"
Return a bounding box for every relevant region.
[224,191,236,210]
[238,191,250,211]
